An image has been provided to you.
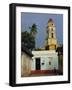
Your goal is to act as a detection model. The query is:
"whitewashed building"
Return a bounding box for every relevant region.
[31,50,58,74]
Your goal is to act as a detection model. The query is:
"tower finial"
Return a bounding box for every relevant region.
[48,18,53,22]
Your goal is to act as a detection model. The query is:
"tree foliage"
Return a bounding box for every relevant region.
[29,24,37,37]
[21,24,37,50]
[21,31,35,50]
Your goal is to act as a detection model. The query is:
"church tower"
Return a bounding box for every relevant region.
[45,18,57,50]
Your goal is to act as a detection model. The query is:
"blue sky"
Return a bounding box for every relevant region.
[21,12,63,48]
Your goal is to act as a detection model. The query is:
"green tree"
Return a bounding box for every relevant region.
[21,24,37,50]
[29,24,37,38]
[21,31,35,50]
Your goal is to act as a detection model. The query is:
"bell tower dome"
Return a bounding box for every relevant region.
[45,18,57,50]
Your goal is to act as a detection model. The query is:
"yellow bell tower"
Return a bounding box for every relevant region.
[45,18,57,50]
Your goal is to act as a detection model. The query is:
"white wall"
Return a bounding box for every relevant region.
[32,51,58,70]
[0,0,72,90]
[41,56,58,70]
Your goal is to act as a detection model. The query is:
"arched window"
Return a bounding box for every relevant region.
[51,28,53,31]
[51,33,53,38]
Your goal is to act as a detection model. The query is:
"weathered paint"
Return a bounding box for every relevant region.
[31,50,58,73]
[21,52,32,77]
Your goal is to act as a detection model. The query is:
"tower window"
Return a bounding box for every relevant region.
[51,28,53,31]
[51,33,53,38]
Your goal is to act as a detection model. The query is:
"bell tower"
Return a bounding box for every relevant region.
[45,18,57,50]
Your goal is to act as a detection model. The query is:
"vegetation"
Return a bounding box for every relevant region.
[29,24,37,37]
[21,24,37,50]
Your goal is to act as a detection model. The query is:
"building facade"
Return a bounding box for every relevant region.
[31,51,58,74]
[21,47,33,77]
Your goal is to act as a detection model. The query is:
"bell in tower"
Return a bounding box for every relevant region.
[45,18,57,50]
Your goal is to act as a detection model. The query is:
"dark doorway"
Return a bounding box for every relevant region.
[36,58,40,70]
